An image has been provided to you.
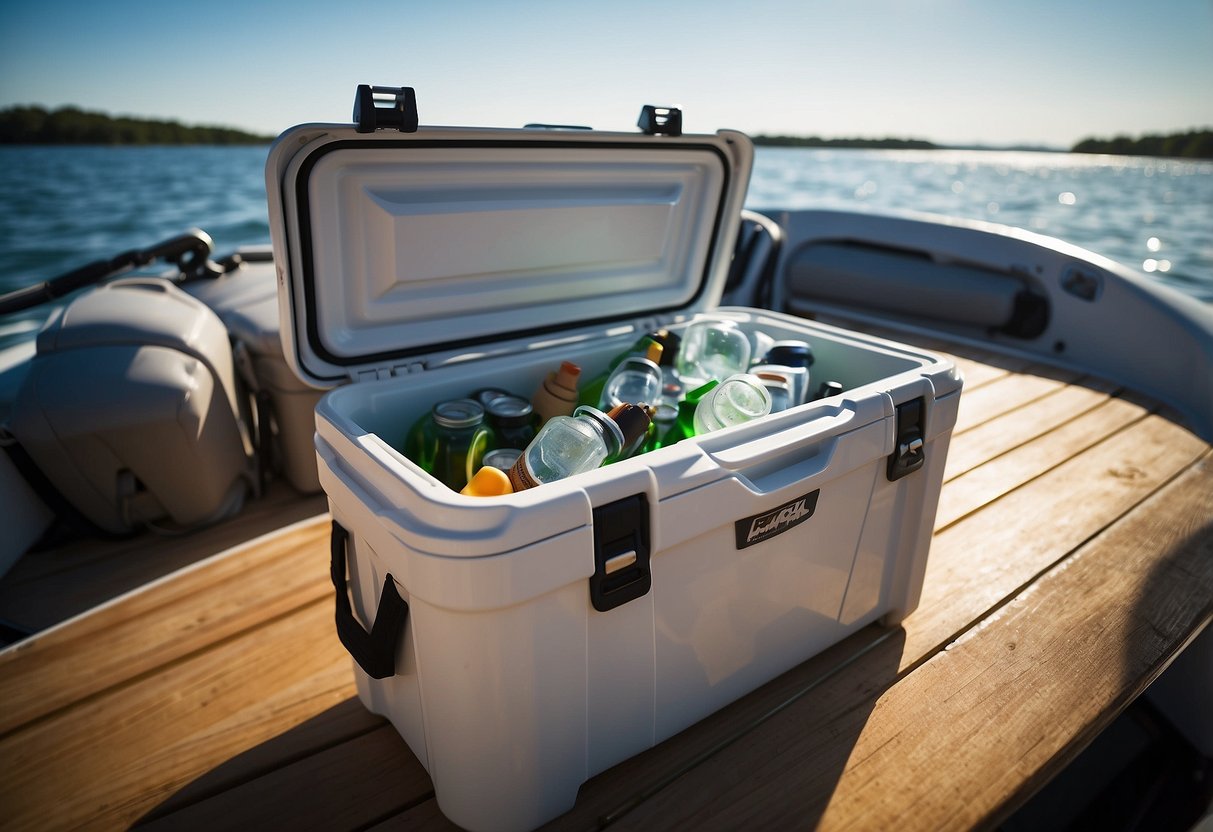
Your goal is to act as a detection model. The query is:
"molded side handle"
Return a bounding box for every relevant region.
[330,521,408,679]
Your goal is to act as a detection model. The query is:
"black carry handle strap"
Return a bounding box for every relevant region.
[330,521,408,679]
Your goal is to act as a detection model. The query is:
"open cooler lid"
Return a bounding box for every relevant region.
[266,89,754,387]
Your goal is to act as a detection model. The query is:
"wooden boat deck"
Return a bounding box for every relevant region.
[2,330,1211,831]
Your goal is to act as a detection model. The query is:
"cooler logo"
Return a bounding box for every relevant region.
[735,490,820,550]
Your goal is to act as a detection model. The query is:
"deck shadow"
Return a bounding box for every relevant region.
[133,697,434,830]
[539,624,907,830]
[1001,461,1213,831]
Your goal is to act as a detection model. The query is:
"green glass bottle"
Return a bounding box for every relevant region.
[663,379,719,447]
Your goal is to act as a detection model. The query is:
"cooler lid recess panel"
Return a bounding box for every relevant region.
[266,86,754,389]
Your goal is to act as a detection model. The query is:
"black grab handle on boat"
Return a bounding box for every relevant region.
[330,521,408,679]
[0,229,222,315]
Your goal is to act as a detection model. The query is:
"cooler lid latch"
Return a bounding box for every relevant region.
[354,85,419,134]
[590,494,652,611]
[637,105,682,137]
[887,396,926,481]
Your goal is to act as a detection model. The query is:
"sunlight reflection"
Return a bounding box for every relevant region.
[1058,192,1077,205]
[1147,236,1162,252]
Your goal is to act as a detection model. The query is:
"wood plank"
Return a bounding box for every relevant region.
[906,414,1207,668]
[0,596,354,831]
[0,482,327,634]
[139,725,433,831]
[934,395,1146,529]
[951,364,1085,435]
[604,453,1213,830]
[942,379,1118,481]
[138,697,386,822]
[0,514,333,735]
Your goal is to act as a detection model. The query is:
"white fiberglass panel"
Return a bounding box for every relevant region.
[305,145,727,362]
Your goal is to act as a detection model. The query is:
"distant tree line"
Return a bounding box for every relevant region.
[1070,129,1213,159]
[0,106,273,145]
[753,135,938,150]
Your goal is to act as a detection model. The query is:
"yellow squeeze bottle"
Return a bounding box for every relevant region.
[460,465,514,497]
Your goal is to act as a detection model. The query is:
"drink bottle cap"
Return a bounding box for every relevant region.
[553,361,581,392]
[482,447,522,471]
[755,371,791,389]
[460,466,514,497]
[486,395,534,427]
[606,402,652,451]
[763,340,815,368]
[472,387,513,408]
[573,405,626,455]
[644,341,664,365]
[432,399,484,429]
[652,329,681,367]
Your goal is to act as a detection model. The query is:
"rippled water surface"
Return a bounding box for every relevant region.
[1,144,1211,349]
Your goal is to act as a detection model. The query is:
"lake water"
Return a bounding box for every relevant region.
[1,144,1211,350]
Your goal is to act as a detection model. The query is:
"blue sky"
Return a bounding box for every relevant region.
[1,0,1211,146]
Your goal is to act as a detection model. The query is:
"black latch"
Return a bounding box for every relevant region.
[353,85,419,134]
[638,105,683,136]
[590,494,652,612]
[887,397,926,481]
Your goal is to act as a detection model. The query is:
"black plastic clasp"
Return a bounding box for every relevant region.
[887,397,927,481]
[590,494,652,612]
[331,521,409,679]
[353,85,419,134]
[638,105,683,137]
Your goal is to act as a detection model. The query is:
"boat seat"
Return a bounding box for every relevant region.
[785,240,1048,337]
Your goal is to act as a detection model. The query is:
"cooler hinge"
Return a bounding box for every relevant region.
[887,396,926,481]
[351,362,426,383]
[353,85,419,134]
[590,494,652,612]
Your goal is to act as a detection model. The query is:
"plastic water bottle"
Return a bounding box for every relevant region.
[600,341,664,410]
[676,319,751,389]
[580,329,681,406]
[508,403,651,491]
[693,374,772,434]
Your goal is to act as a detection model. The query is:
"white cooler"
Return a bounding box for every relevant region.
[267,92,962,832]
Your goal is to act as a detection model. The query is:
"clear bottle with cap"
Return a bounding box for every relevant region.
[532,361,581,426]
[580,329,681,407]
[508,403,651,491]
[599,341,663,410]
[676,319,751,389]
[693,373,773,435]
